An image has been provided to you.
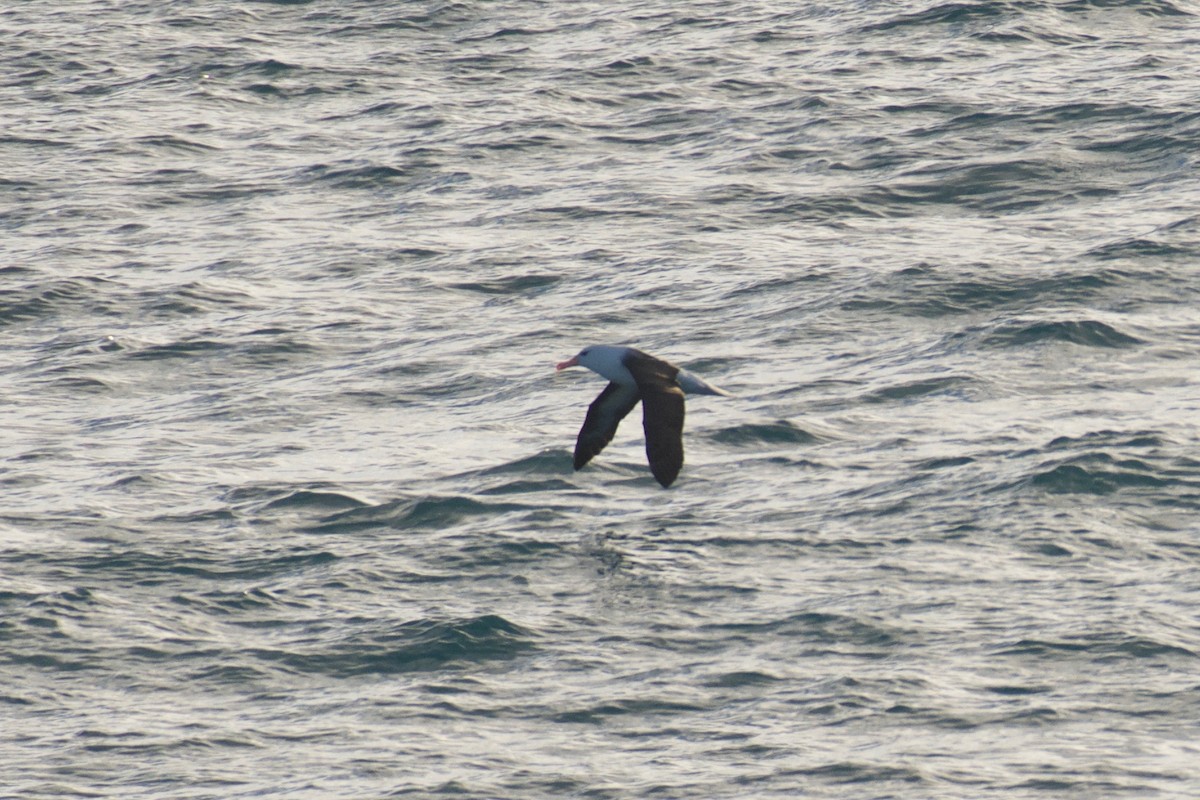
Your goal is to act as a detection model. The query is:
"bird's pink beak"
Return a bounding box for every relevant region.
[556,356,579,371]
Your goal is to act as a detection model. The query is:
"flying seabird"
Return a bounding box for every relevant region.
[555,345,729,488]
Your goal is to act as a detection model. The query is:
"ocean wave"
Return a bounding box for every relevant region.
[247,614,536,677]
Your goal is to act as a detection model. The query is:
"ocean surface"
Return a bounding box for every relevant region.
[4,1,1200,797]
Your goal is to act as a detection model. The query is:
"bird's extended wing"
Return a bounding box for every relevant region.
[574,382,641,471]
[625,352,685,488]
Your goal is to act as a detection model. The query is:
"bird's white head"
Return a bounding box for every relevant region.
[555,345,631,384]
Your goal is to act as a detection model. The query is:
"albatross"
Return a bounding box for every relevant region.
[556,345,730,488]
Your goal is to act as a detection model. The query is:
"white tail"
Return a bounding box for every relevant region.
[676,369,731,397]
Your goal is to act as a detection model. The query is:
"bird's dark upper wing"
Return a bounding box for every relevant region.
[626,351,685,488]
[574,381,640,471]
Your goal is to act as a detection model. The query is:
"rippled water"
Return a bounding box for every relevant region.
[4,1,1200,797]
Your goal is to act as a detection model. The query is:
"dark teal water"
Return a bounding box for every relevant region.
[4,1,1200,797]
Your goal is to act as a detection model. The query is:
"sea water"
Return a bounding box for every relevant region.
[3,2,1200,797]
